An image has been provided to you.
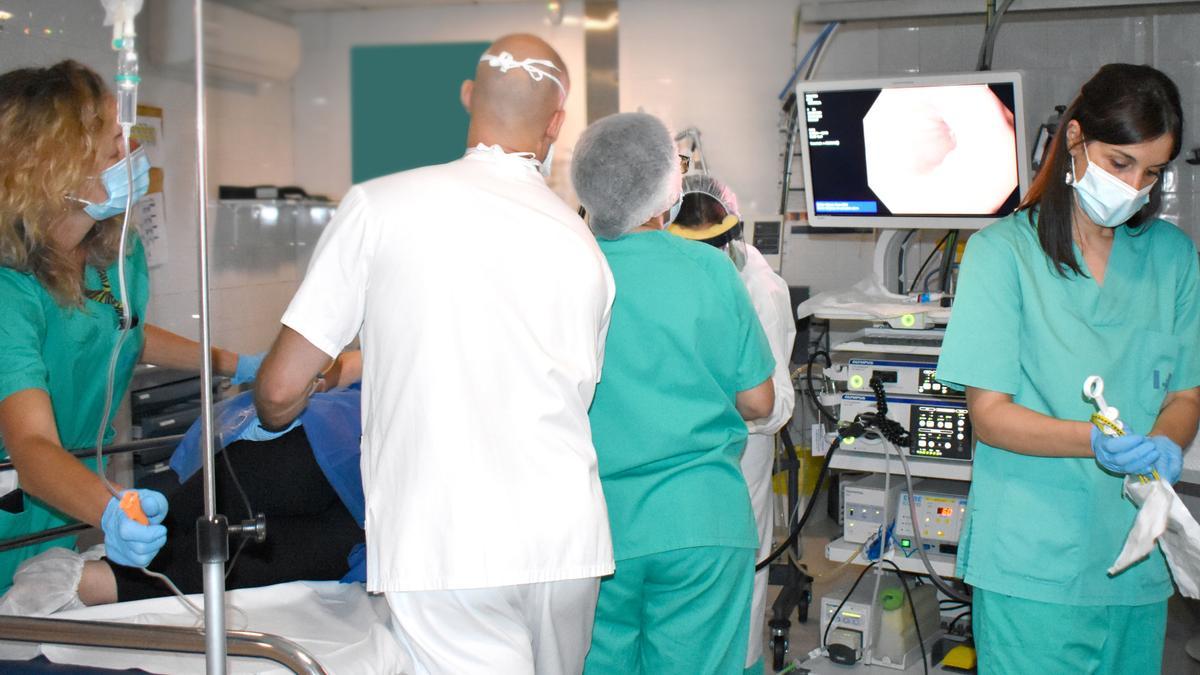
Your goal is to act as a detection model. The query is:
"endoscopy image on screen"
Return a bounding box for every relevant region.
[804,83,1019,218]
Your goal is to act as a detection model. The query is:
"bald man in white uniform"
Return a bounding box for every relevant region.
[254,34,615,674]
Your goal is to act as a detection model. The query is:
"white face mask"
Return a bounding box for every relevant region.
[726,239,747,271]
[1068,144,1154,228]
[539,143,555,178]
[666,193,683,225]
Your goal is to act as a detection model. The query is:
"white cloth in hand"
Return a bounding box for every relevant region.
[1108,477,1200,598]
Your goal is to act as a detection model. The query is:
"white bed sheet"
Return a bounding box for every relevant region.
[0,580,412,674]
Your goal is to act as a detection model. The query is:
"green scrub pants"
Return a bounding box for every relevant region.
[975,588,1166,675]
[584,546,755,675]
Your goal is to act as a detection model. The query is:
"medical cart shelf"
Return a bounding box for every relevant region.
[825,536,958,578]
[828,446,973,481]
[796,649,960,674]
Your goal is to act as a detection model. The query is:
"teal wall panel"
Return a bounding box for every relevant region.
[350,42,488,183]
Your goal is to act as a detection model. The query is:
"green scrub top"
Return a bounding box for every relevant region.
[589,230,775,561]
[0,237,149,590]
[937,210,1200,606]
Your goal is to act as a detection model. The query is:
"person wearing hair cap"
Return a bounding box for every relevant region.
[671,174,796,675]
[255,34,615,674]
[572,112,776,675]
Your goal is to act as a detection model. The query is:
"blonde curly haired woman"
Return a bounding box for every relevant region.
[0,60,262,609]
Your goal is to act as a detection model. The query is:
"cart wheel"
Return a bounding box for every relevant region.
[772,636,788,671]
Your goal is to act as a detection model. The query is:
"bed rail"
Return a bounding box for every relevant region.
[0,435,188,553]
[0,615,328,674]
[0,434,187,472]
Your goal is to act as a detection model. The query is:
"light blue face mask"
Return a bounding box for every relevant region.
[78,146,151,221]
[1068,143,1154,228]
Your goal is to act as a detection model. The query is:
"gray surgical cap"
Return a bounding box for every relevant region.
[571,112,678,240]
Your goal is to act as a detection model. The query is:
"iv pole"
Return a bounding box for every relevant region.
[192,0,228,672]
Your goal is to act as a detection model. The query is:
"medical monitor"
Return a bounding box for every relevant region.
[797,71,1029,230]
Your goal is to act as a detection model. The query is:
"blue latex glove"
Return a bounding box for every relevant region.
[237,417,300,443]
[101,489,168,568]
[231,351,266,386]
[1090,427,1160,477]
[1149,435,1183,484]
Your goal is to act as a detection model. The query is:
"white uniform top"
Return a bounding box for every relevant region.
[281,145,617,593]
[740,245,796,438]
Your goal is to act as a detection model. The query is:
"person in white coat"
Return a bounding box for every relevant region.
[254,34,616,675]
[669,174,796,675]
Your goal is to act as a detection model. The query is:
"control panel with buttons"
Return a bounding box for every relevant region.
[909,403,972,461]
[895,478,970,552]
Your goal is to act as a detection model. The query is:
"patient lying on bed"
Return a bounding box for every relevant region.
[0,386,365,615]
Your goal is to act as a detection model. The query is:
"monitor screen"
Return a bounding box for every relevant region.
[797,72,1028,229]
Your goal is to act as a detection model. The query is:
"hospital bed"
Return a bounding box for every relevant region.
[0,580,408,674]
[0,437,408,674]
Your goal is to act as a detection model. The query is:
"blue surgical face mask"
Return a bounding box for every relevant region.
[1068,144,1154,228]
[78,146,151,221]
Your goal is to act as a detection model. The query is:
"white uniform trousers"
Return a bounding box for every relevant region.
[741,432,776,670]
[386,577,600,675]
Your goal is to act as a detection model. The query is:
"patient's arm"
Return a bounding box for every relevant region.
[317,350,362,392]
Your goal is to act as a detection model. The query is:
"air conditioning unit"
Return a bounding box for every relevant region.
[147,1,301,83]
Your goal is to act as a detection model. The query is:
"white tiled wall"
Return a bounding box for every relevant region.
[290,1,587,203]
[619,1,1200,292]
[1,0,297,355]
[12,1,1196,331]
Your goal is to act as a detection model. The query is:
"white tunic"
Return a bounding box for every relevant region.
[282,146,616,592]
[740,245,796,441]
[737,244,797,669]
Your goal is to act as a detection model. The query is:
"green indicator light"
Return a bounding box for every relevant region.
[844,436,856,445]
[901,538,912,548]
[849,374,865,389]
[900,313,916,328]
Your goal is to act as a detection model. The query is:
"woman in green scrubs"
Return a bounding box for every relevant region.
[937,64,1196,674]
[0,61,260,600]
[571,113,776,674]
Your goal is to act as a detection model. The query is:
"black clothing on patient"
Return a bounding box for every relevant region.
[110,428,364,601]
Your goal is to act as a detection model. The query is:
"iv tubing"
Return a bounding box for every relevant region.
[93,135,137,502]
[94,0,141,501]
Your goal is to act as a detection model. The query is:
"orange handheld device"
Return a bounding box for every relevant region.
[119,491,149,526]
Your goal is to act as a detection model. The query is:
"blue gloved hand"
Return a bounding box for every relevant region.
[1090,427,1160,477]
[231,351,267,386]
[236,417,300,443]
[101,489,168,568]
[1149,435,1183,484]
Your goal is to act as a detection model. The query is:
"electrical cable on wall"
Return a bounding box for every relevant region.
[906,231,951,295]
[938,230,959,294]
[778,22,839,101]
[975,0,1016,71]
